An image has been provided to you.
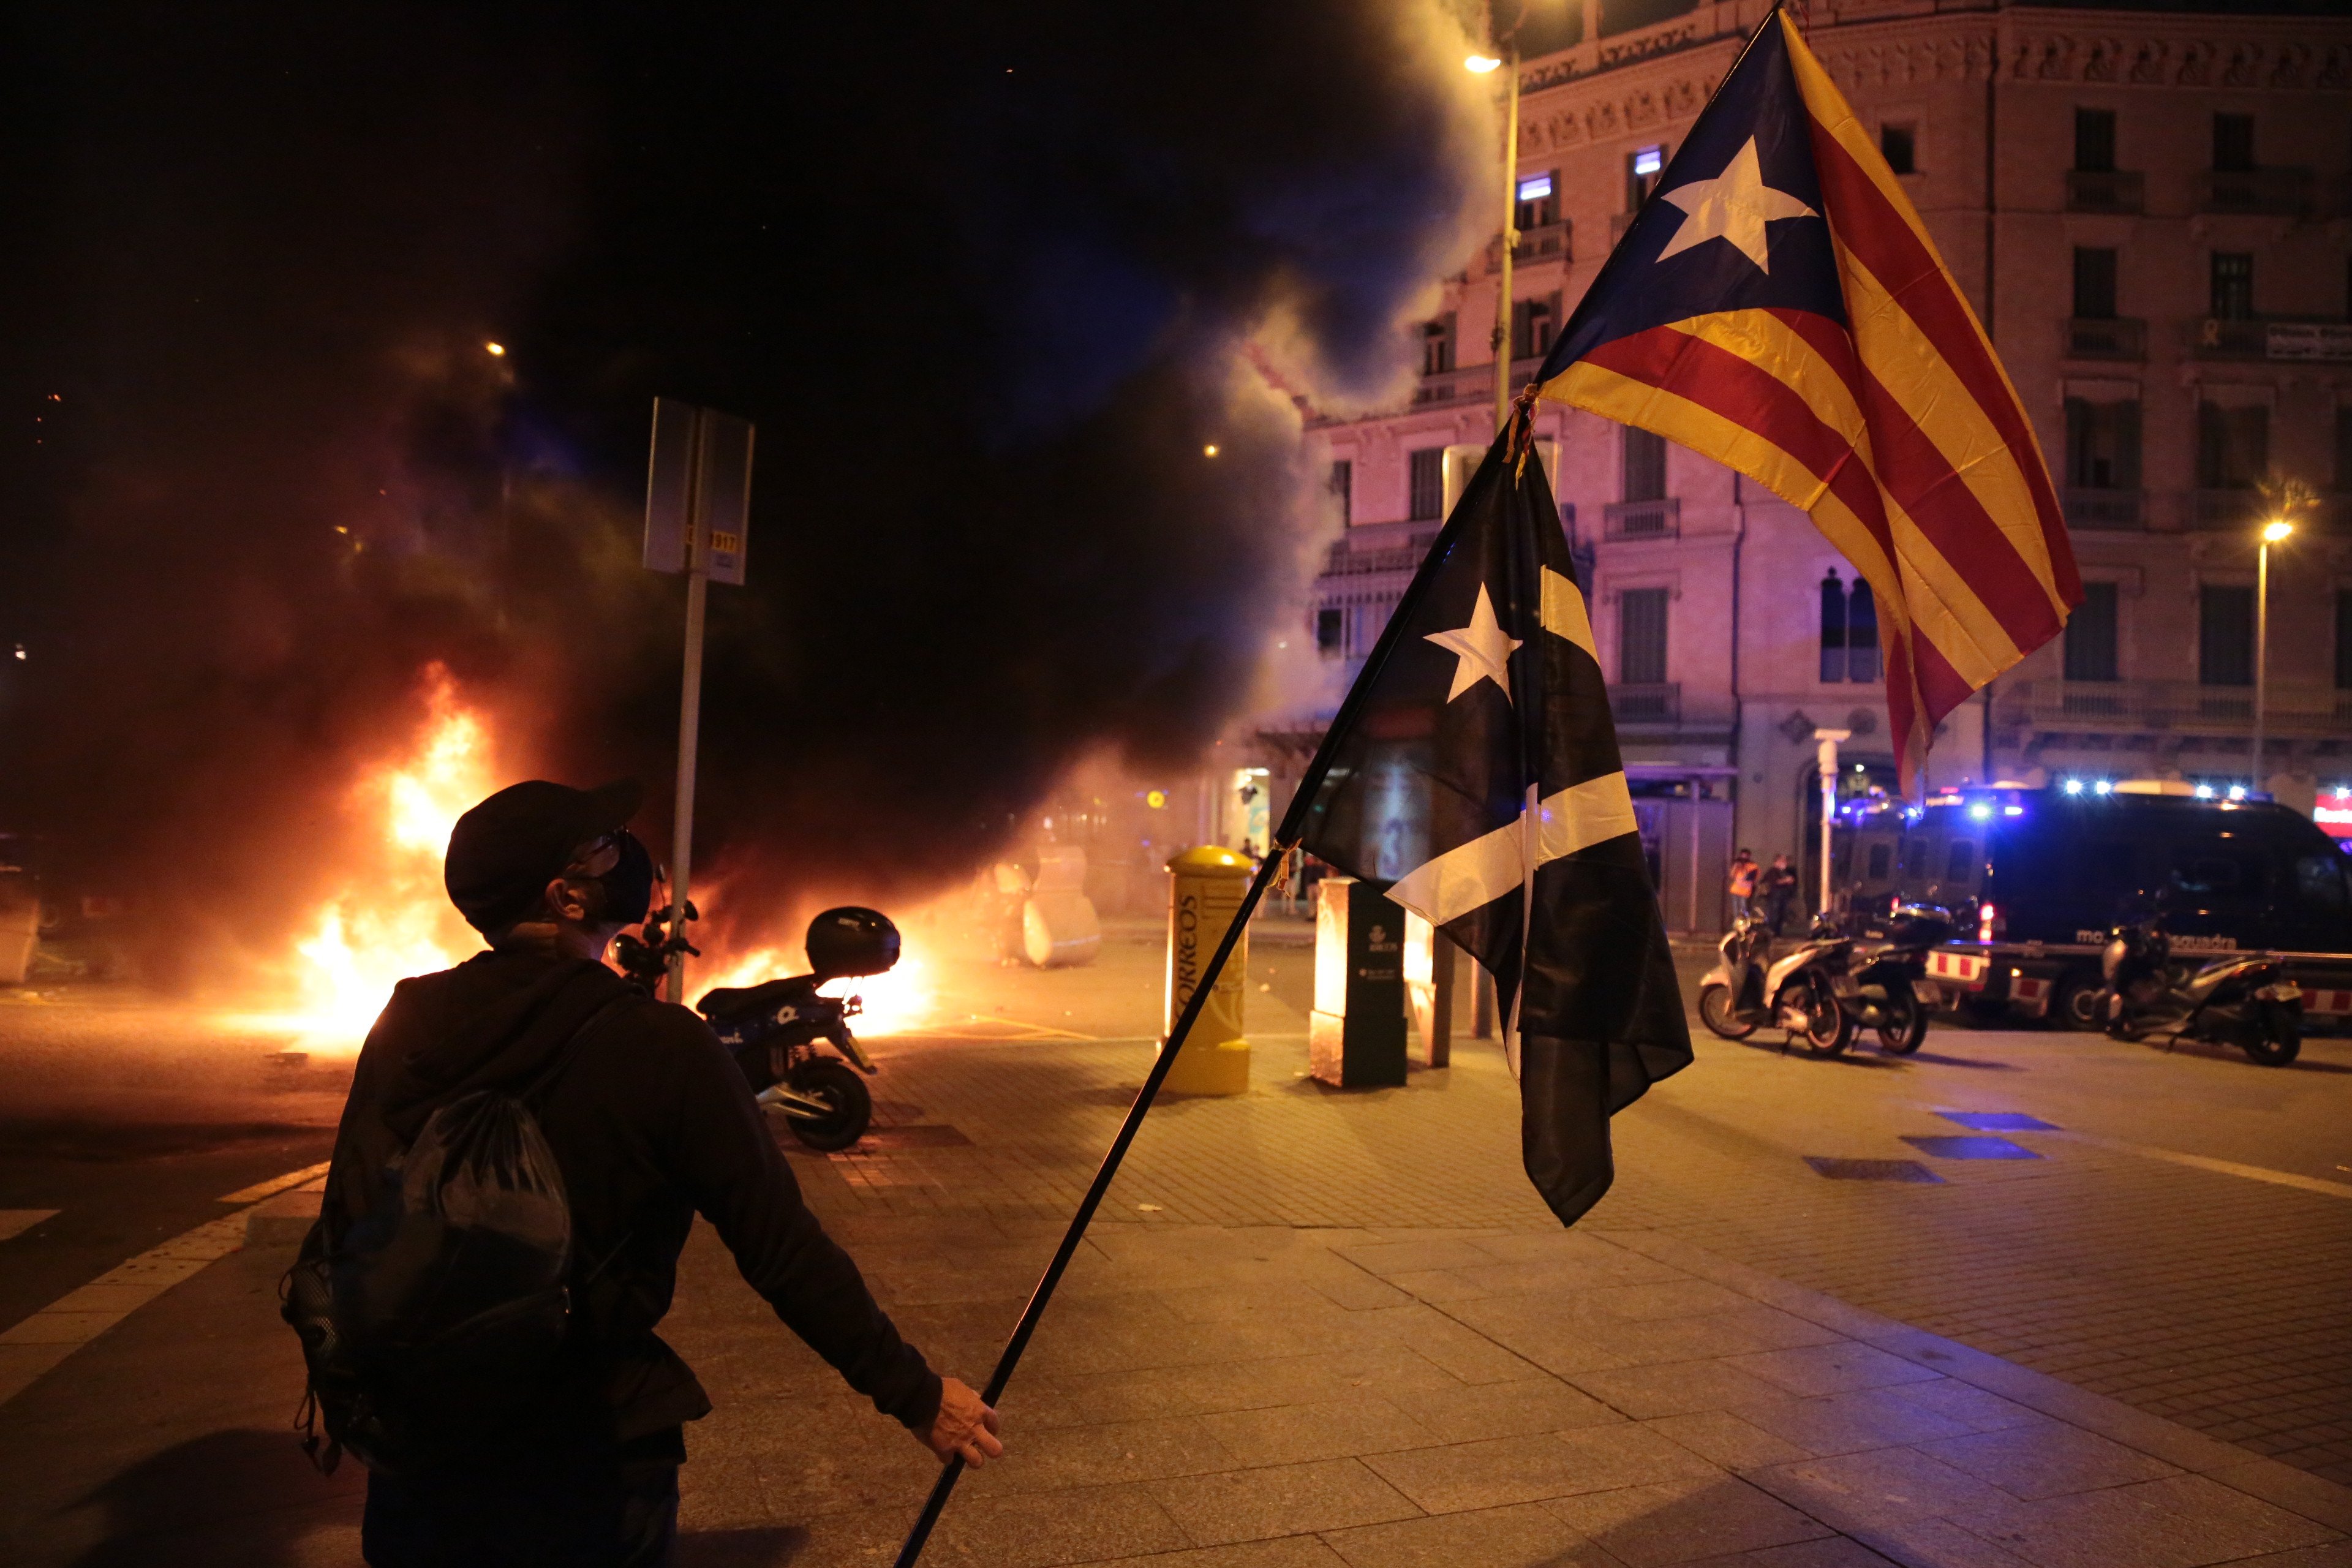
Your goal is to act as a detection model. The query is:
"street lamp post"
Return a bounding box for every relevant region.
[2253,518,2292,798]
[1466,46,1519,435]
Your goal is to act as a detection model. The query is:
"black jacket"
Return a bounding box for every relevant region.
[317,949,941,1448]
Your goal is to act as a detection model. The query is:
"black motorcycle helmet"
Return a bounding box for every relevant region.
[805,906,900,979]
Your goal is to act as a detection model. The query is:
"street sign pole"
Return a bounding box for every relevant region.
[643,398,755,1004]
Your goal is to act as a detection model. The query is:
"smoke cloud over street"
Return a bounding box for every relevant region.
[1,2,1493,975]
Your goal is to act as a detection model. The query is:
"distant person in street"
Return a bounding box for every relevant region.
[303,780,1001,1567]
[1760,853,1800,935]
[1727,848,1759,921]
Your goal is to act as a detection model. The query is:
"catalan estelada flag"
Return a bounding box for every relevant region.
[1528,8,2079,793]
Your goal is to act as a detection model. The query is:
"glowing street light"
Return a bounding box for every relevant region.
[1464,53,1502,72]
[2253,514,2294,799]
[484,341,507,356]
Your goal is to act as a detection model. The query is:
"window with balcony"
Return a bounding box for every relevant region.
[2212,113,2254,174]
[1329,459,1352,527]
[1817,570,1879,684]
[1316,606,1345,658]
[1515,171,1559,233]
[2065,582,2120,682]
[1619,587,1669,685]
[2075,108,2116,173]
[1626,144,1667,211]
[1849,579,1879,684]
[1511,292,1561,361]
[1408,448,1444,521]
[1621,426,1666,503]
[2199,584,2254,688]
[2197,402,2267,491]
[2073,248,2117,320]
[2065,399,2141,493]
[1879,123,1916,176]
[1422,314,1455,375]
[2210,253,2255,322]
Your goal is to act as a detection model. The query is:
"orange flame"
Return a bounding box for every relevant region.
[695,941,933,1038]
[274,667,492,1043]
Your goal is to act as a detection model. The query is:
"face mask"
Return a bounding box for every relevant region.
[597,829,657,926]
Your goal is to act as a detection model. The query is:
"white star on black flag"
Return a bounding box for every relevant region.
[1278,428,1692,1226]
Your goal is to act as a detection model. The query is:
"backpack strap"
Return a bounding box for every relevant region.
[517,989,637,1106]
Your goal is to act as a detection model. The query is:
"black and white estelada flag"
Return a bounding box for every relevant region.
[1280,429,1692,1226]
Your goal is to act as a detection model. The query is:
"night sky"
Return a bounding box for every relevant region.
[0,2,1491,971]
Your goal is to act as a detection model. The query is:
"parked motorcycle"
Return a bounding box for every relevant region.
[695,907,902,1150]
[1698,911,1854,1055]
[2099,916,2301,1066]
[1831,903,1955,1055]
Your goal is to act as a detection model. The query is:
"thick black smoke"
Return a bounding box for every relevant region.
[0,2,1489,971]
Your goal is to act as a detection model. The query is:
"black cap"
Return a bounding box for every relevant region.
[443,778,646,934]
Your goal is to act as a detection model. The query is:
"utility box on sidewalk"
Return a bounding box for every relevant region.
[1160,846,1252,1096]
[1309,878,1408,1089]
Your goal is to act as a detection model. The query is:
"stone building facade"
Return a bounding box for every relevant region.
[1277,0,2352,930]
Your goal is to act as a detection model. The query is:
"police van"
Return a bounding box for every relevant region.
[1838,786,2352,1030]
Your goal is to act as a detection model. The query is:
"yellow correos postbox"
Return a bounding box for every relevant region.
[1161,845,1253,1095]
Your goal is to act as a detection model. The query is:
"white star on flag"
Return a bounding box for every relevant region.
[1655,136,1815,274]
[1423,582,1524,704]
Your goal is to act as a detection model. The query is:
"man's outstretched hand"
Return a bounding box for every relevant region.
[920,1377,1004,1467]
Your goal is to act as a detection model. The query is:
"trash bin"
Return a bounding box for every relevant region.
[1308,877,1408,1088]
[1161,846,1252,1096]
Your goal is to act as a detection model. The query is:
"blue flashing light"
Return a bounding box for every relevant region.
[2228,785,2248,802]
[2062,778,2084,796]
[1968,804,1992,822]
[2194,784,2215,800]
[2094,780,2113,796]
[2003,805,2025,816]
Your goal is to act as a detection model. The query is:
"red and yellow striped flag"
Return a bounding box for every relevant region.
[1526,9,2079,793]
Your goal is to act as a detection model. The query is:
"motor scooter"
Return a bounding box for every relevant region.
[616,903,900,1150]
[1830,904,1956,1055]
[2099,916,2301,1066]
[1698,911,1854,1055]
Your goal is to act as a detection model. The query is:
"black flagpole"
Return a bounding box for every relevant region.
[891,845,1288,1567]
[894,415,1542,1567]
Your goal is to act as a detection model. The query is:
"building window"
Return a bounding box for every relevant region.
[1621,426,1666,503]
[2209,253,2255,321]
[1316,606,1345,657]
[2199,584,2254,687]
[2066,582,2120,682]
[1879,123,1916,175]
[2074,108,2117,173]
[1849,579,1880,684]
[1408,447,1444,521]
[1820,568,1848,683]
[2337,590,2352,691]
[2071,248,2118,320]
[2212,112,2255,174]
[1599,0,1699,37]
[2065,398,2141,490]
[2197,402,2267,490]
[1510,293,1561,361]
[1422,314,1455,375]
[1515,170,1559,232]
[1329,459,1352,527]
[1619,587,1669,685]
[1626,144,1667,211]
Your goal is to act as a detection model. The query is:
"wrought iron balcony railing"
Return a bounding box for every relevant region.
[1603,498,1679,540]
[2065,169,2144,214]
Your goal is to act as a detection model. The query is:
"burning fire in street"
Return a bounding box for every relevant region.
[693,941,934,1038]
[264,666,492,1044]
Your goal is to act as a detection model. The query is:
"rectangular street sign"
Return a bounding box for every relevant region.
[643,397,755,584]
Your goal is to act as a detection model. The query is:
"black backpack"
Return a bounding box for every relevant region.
[283,993,628,1474]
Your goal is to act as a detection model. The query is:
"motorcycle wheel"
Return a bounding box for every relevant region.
[2241,1005,2301,1068]
[1876,992,1928,1055]
[2053,971,2106,1033]
[783,1060,873,1152]
[1698,984,1758,1041]
[1788,974,1853,1057]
